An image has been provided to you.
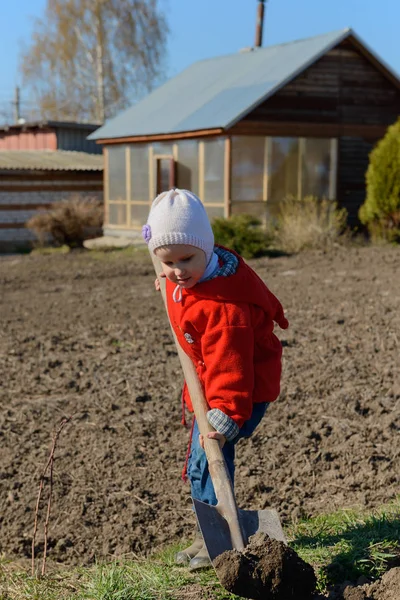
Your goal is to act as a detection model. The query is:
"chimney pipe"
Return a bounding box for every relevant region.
[255,0,266,47]
[14,86,21,123]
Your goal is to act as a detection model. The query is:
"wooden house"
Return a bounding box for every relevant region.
[0,121,103,251]
[89,29,400,238]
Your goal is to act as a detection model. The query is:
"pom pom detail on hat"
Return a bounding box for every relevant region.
[142,224,152,244]
[145,188,214,264]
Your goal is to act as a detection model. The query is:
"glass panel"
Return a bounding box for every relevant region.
[268,138,299,216]
[130,204,151,228]
[231,136,265,201]
[108,146,127,202]
[203,138,225,203]
[130,144,149,201]
[152,142,173,155]
[108,203,127,226]
[205,205,225,222]
[157,158,174,193]
[302,138,332,198]
[176,140,199,194]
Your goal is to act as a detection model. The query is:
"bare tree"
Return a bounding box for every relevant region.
[20,0,169,123]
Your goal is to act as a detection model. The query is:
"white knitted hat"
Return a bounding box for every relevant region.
[142,188,214,264]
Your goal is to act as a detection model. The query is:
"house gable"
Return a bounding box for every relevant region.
[237,37,400,129]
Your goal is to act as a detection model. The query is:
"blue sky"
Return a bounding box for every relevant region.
[1,0,399,121]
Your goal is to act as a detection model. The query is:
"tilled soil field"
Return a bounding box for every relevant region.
[0,245,399,597]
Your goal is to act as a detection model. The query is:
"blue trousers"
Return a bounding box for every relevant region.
[187,403,268,506]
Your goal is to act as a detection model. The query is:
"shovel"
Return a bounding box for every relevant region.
[150,253,286,565]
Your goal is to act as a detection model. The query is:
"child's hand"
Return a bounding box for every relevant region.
[199,432,226,449]
[154,272,166,291]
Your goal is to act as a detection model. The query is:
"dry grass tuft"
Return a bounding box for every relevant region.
[274,196,347,254]
[27,196,103,249]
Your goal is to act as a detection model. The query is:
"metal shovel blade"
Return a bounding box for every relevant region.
[193,498,287,563]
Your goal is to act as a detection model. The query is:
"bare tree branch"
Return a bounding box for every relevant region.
[32,416,72,577]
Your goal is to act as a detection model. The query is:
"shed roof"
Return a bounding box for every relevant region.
[0,121,100,133]
[89,28,400,141]
[0,150,103,171]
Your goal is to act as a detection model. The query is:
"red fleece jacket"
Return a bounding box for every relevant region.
[166,249,289,429]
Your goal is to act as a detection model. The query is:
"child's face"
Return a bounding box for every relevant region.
[155,244,207,289]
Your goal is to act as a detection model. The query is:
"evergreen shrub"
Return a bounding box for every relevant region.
[212,214,272,258]
[359,119,400,243]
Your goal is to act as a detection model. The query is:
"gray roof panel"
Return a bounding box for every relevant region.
[0,150,103,171]
[89,28,398,140]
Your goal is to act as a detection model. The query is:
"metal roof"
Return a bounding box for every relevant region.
[0,150,103,171]
[89,28,394,141]
[0,120,101,133]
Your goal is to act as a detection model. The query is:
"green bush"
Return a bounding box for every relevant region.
[275,196,347,254]
[359,118,400,242]
[212,214,272,258]
[27,196,103,249]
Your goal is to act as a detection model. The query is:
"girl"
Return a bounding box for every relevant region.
[142,188,288,570]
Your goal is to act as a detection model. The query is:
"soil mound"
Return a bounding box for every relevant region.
[339,567,400,600]
[214,532,316,599]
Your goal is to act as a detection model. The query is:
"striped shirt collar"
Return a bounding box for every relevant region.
[201,246,239,282]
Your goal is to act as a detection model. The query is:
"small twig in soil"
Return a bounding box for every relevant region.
[133,494,154,508]
[31,416,72,577]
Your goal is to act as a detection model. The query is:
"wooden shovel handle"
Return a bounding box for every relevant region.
[151,254,245,550]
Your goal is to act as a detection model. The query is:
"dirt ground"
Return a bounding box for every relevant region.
[0,245,399,598]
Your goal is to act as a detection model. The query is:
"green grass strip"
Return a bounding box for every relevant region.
[1,499,399,599]
[288,497,400,592]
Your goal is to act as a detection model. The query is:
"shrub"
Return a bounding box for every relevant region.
[359,118,400,242]
[274,196,347,254]
[212,214,272,258]
[27,196,103,249]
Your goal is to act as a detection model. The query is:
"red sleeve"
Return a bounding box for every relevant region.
[200,305,255,428]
